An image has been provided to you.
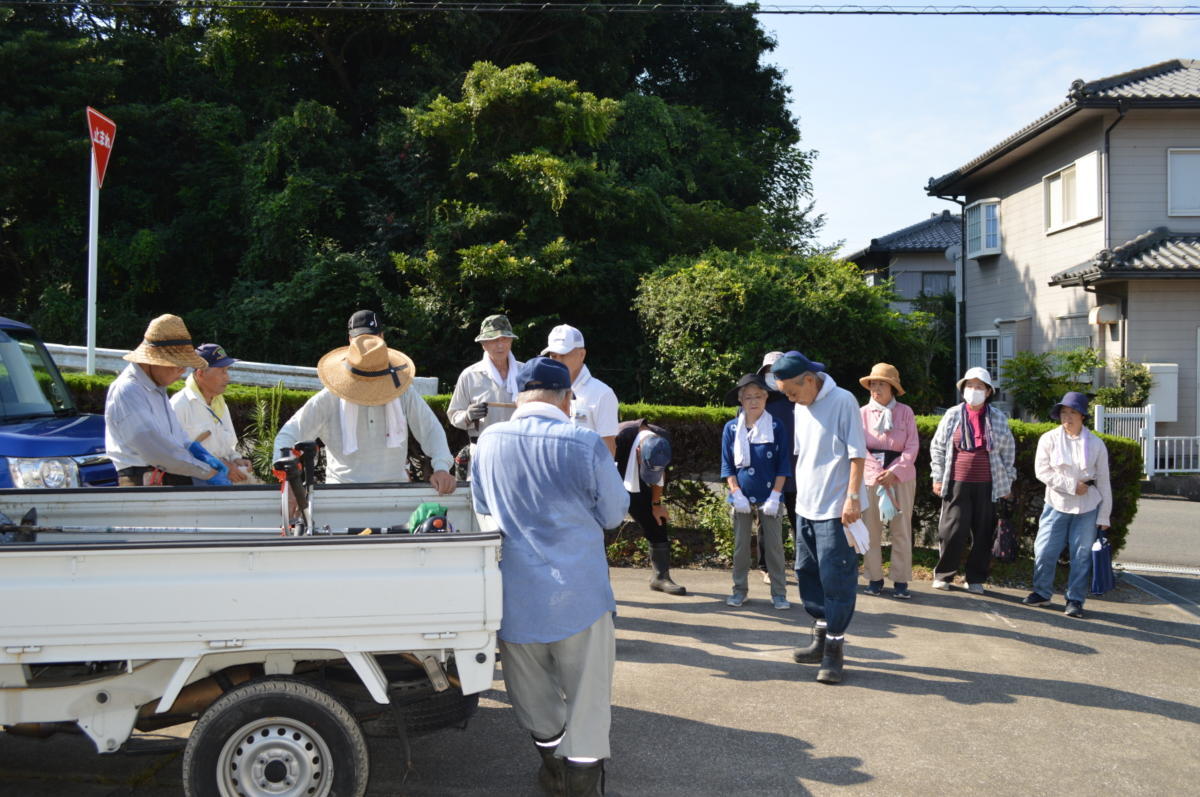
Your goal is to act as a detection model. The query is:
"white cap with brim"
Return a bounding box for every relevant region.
[541,324,585,356]
[956,366,995,391]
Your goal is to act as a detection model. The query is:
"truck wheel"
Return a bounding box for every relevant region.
[182,677,368,797]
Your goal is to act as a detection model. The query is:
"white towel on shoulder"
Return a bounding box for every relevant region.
[623,429,655,493]
[734,411,774,469]
[339,397,408,455]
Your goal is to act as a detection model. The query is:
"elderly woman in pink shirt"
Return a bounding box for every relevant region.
[858,363,919,599]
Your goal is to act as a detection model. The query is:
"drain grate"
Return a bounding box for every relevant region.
[1116,561,1200,576]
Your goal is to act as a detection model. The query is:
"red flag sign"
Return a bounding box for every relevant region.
[85,107,116,188]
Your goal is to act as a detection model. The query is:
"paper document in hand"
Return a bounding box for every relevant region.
[844,519,870,554]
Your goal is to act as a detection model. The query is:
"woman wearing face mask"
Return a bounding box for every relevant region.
[928,367,1017,593]
[1024,392,1111,618]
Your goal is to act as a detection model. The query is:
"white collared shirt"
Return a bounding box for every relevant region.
[273,387,454,484]
[171,376,240,460]
[570,365,619,438]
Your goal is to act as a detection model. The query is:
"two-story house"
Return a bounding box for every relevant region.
[926,59,1200,435]
[849,210,961,313]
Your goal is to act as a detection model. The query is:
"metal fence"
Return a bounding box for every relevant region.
[46,343,439,396]
[1094,404,1200,476]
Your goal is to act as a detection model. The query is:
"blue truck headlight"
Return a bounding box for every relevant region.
[8,457,80,488]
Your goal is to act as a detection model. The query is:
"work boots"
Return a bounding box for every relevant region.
[565,760,605,796]
[648,542,686,595]
[532,734,566,796]
[816,636,845,684]
[792,621,827,664]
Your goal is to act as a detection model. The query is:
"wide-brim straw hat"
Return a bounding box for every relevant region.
[123,314,207,369]
[859,362,905,397]
[317,334,414,406]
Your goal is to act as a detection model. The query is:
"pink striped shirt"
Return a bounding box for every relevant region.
[859,401,919,486]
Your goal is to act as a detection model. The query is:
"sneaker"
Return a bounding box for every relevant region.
[772,596,791,610]
[1022,591,1050,606]
[892,583,912,600]
[1064,600,1084,618]
[932,579,951,591]
[965,582,985,595]
[863,579,884,596]
[725,593,746,608]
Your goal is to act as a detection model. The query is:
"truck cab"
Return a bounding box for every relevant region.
[0,317,116,487]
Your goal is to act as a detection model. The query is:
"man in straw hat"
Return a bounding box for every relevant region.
[771,350,868,685]
[471,357,627,796]
[448,314,524,445]
[105,314,231,487]
[273,333,456,492]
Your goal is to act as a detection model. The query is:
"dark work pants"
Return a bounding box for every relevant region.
[935,481,996,584]
[759,490,797,569]
[794,516,857,635]
[628,491,668,545]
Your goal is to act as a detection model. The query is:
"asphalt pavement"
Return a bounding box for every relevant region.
[3,566,1198,797]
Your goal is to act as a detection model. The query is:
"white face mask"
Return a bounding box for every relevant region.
[963,387,987,407]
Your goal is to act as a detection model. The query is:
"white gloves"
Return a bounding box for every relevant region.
[730,489,751,514]
[761,490,783,517]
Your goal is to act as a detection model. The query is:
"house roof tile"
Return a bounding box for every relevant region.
[928,59,1200,195]
[1049,227,1200,286]
[848,210,961,261]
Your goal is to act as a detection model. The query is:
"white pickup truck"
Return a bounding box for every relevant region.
[0,481,500,797]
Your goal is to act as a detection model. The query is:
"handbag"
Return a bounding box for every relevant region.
[991,499,1016,563]
[1090,533,1116,595]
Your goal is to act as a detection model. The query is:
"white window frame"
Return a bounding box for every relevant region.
[966,332,1000,376]
[1043,151,1101,233]
[965,198,1001,259]
[1168,148,1200,216]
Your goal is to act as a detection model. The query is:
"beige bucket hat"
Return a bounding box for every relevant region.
[317,334,414,406]
[123,314,207,369]
[858,362,906,396]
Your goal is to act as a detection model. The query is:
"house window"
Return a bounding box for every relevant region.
[1044,151,1100,232]
[965,199,1000,258]
[967,334,999,375]
[893,271,920,299]
[1168,149,1200,216]
[921,271,953,296]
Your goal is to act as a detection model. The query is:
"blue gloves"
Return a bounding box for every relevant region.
[188,441,230,485]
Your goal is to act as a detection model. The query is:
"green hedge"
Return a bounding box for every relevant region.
[65,373,1141,556]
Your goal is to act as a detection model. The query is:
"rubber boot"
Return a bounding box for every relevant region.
[649,542,686,595]
[816,636,845,684]
[565,759,605,796]
[792,621,827,664]
[533,734,566,797]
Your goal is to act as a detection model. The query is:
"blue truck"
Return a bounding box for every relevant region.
[0,316,116,487]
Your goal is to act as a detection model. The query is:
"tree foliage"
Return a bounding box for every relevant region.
[634,249,944,408]
[0,3,822,400]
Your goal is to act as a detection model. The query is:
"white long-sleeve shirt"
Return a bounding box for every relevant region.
[273,387,454,484]
[1034,426,1112,527]
[104,363,212,478]
[170,375,240,460]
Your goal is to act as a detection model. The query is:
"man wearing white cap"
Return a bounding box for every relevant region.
[542,324,619,456]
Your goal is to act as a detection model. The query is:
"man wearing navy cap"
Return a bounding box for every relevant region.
[614,419,686,595]
[771,350,868,685]
[471,356,628,796]
[171,343,254,482]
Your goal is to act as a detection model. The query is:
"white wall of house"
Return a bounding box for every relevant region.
[1109,109,1200,245]
[888,251,956,311]
[962,119,1107,375]
[1126,282,1200,435]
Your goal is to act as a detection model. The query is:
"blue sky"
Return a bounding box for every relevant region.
[752,11,1200,254]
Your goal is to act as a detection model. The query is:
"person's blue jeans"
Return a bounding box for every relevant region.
[1032,504,1100,605]
[794,516,858,634]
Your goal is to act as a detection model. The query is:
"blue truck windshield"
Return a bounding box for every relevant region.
[0,328,78,422]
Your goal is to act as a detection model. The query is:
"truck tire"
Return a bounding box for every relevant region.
[182,676,368,797]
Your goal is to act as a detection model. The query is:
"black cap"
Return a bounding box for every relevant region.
[348,310,381,338]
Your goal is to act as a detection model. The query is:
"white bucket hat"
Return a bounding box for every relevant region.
[956,366,995,392]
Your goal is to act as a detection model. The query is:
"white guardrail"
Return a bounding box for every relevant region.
[46,343,439,396]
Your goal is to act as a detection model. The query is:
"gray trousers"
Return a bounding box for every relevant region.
[499,612,616,760]
[732,508,787,599]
